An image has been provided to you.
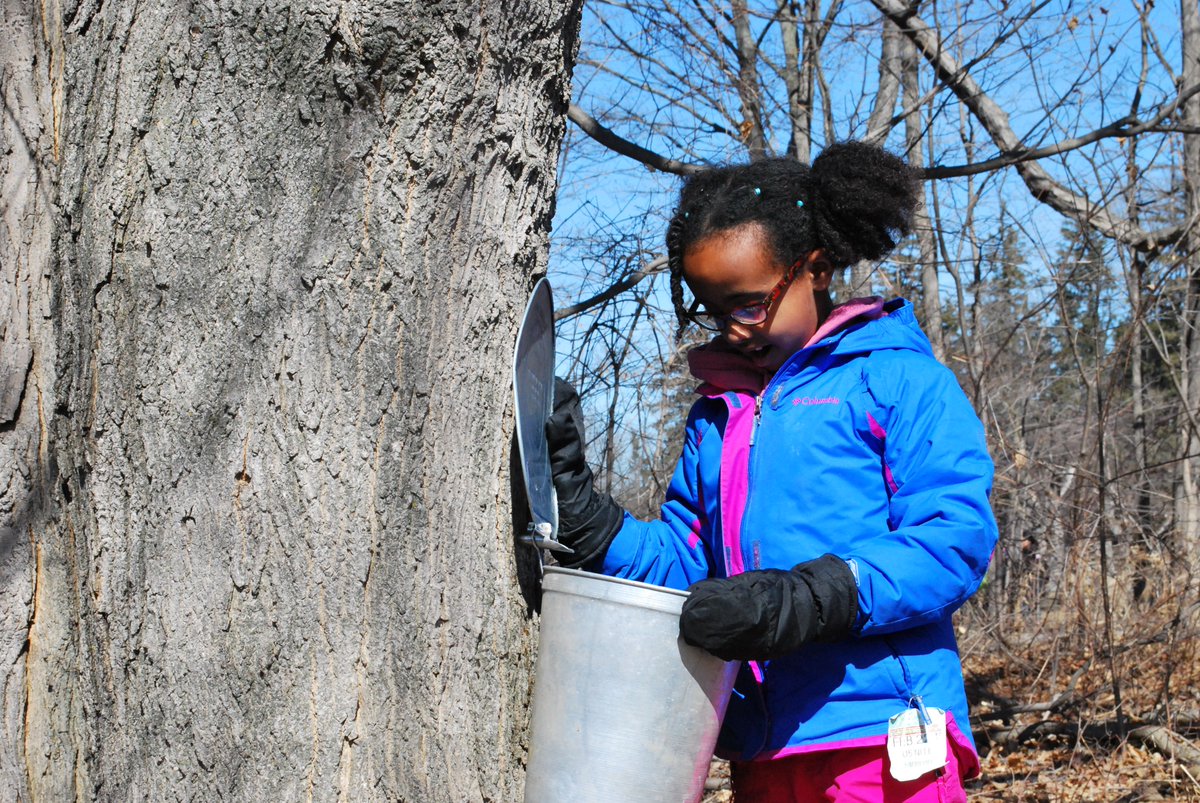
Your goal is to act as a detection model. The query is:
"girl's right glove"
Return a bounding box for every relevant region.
[678,554,859,661]
[544,378,625,568]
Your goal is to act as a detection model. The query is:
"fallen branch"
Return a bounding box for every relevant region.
[1129,726,1200,767]
[982,717,1200,768]
[969,657,1092,722]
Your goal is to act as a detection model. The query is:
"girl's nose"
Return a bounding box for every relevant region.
[722,320,754,344]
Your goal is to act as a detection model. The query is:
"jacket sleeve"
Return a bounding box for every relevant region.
[594,403,714,591]
[848,354,998,636]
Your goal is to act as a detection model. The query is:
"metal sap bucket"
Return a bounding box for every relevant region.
[524,567,740,803]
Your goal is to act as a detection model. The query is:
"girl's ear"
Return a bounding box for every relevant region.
[806,249,835,291]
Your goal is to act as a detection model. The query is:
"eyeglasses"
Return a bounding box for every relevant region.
[684,256,806,332]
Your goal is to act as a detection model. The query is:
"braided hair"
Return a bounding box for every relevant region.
[667,141,921,335]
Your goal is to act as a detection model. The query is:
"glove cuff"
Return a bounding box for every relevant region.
[793,554,859,642]
[556,493,624,569]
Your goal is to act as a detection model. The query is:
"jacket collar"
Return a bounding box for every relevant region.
[688,296,888,396]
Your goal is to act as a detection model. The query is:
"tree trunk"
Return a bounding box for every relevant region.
[780,0,810,161]
[1180,0,1200,591]
[1,0,581,800]
[731,0,768,160]
[1,0,60,795]
[900,31,943,362]
[863,16,902,146]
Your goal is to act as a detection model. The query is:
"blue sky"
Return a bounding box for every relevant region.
[545,0,1188,465]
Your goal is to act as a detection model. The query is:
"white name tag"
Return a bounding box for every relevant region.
[886,705,948,782]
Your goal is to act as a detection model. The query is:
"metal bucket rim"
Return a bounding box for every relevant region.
[543,566,689,598]
[541,566,690,617]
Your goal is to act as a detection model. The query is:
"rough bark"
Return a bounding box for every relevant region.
[1,0,581,800]
[1,0,60,796]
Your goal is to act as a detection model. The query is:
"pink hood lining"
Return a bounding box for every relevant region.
[687,296,887,395]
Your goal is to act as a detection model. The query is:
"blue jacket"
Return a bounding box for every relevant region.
[597,298,997,765]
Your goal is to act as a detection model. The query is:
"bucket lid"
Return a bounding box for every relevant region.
[512,278,568,557]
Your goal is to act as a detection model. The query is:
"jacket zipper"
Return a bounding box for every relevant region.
[735,389,772,753]
[886,636,918,701]
[739,361,825,757]
[742,389,766,566]
[748,392,764,446]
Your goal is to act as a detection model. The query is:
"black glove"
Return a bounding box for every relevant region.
[679,554,859,661]
[544,378,625,568]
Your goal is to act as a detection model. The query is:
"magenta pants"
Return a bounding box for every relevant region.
[730,743,972,802]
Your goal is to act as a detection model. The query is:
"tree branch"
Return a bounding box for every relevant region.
[1129,725,1200,767]
[567,104,704,176]
[866,0,1184,252]
[555,256,670,320]
[924,81,1200,179]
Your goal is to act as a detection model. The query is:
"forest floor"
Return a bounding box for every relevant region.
[960,629,1200,803]
[700,601,1200,802]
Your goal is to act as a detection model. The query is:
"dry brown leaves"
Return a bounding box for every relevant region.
[960,588,1200,802]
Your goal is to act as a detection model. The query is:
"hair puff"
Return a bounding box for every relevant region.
[808,142,921,266]
[665,141,921,336]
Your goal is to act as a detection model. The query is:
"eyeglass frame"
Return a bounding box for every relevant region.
[684,255,808,332]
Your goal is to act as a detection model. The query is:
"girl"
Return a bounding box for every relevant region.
[546,141,997,802]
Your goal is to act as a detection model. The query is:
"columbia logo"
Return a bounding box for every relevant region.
[793,396,840,406]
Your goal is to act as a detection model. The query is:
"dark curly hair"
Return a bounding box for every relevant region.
[667,141,921,334]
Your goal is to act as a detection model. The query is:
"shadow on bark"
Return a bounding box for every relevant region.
[510,431,543,617]
[0,524,30,594]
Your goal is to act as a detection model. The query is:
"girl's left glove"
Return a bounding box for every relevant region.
[679,555,859,661]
